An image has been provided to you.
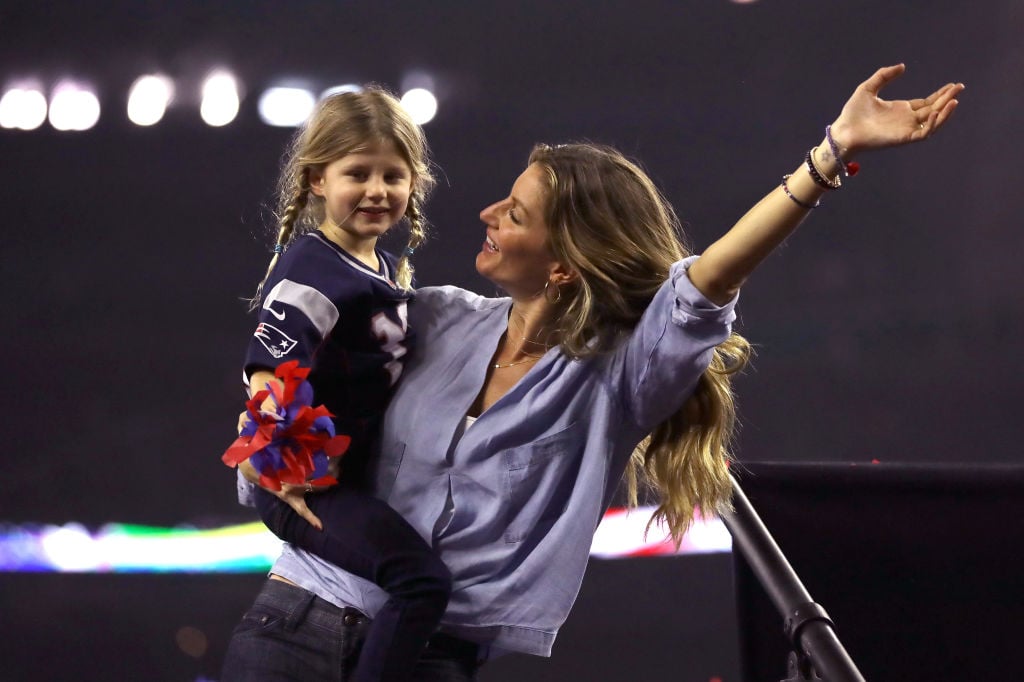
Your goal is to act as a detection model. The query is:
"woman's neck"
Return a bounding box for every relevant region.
[507,302,559,355]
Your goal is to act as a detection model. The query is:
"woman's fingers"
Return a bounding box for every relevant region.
[298,505,324,531]
[931,98,960,133]
[861,63,906,96]
[919,82,963,113]
[839,67,964,151]
[278,485,324,531]
[936,84,965,112]
[915,85,962,139]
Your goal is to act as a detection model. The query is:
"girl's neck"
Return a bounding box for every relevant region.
[319,222,379,270]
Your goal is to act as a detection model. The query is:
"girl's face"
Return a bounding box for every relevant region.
[476,163,561,297]
[311,140,413,253]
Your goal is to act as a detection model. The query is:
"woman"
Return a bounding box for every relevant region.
[224,65,963,681]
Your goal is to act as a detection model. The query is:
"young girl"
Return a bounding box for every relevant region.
[227,88,451,682]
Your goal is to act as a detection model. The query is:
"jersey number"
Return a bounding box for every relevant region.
[371,303,409,386]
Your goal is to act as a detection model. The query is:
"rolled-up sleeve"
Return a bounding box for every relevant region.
[236,469,256,507]
[616,255,738,431]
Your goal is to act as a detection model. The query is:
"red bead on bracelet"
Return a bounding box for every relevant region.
[825,125,861,178]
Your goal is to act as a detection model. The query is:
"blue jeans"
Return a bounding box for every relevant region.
[222,579,482,682]
[254,486,452,681]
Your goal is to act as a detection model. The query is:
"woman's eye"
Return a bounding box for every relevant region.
[507,207,520,224]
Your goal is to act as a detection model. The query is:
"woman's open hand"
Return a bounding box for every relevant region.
[273,482,326,531]
[236,408,341,532]
[238,456,334,531]
[830,64,964,157]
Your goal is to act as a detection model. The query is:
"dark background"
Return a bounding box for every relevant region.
[1,1,1021,679]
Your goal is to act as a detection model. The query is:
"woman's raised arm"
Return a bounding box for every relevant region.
[688,64,964,305]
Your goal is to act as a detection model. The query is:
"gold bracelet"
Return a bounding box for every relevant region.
[805,147,841,190]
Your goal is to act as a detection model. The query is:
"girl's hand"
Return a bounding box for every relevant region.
[829,64,964,158]
[237,410,251,434]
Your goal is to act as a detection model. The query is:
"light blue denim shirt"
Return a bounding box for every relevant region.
[238,255,737,656]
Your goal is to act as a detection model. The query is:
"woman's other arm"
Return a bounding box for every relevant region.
[688,64,964,305]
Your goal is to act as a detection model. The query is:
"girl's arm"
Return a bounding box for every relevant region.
[688,64,964,305]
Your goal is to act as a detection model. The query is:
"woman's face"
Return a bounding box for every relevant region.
[476,163,561,298]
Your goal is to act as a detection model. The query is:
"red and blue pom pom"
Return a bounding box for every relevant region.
[221,360,350,491]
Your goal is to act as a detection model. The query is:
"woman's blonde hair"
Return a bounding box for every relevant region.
[529,143,752,543]
[250,86,434,307]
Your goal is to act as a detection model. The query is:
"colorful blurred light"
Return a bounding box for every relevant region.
[0,507,727,573]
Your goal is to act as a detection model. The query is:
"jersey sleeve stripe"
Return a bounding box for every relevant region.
[263,279,340,338]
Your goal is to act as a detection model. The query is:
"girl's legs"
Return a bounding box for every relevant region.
[255,487,452,682]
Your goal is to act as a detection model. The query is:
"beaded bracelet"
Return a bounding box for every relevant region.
[805,148,842,191]
[824,125,861,177]
[781,174,820,209]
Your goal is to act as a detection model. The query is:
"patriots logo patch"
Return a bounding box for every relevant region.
[254,322,297,358]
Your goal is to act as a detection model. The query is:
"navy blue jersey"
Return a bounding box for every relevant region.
[244,231,414,468]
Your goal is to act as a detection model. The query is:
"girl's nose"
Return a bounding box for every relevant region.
[366,175,386,198]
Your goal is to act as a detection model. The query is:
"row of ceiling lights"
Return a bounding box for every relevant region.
[0,70,439,132]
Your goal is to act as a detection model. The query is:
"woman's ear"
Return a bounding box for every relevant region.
[549,261,579,287]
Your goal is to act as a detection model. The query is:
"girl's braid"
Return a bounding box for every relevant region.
[395,188,428,291]
[249,170,312,310]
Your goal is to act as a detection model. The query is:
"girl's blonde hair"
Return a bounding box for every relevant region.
[529,143,752,543]
[251,87,434,308]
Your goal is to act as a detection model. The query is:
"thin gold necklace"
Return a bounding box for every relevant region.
[508,312,554,351]
[493,356,542,370]
[493,312,552,369]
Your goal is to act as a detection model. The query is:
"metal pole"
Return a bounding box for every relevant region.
[722,474,866,682]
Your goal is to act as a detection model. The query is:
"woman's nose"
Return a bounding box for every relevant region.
[480,200,502,223]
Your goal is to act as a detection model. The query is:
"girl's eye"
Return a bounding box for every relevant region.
[507,207,521,224]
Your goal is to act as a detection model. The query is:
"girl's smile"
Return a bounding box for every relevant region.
[311,141,413,264]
